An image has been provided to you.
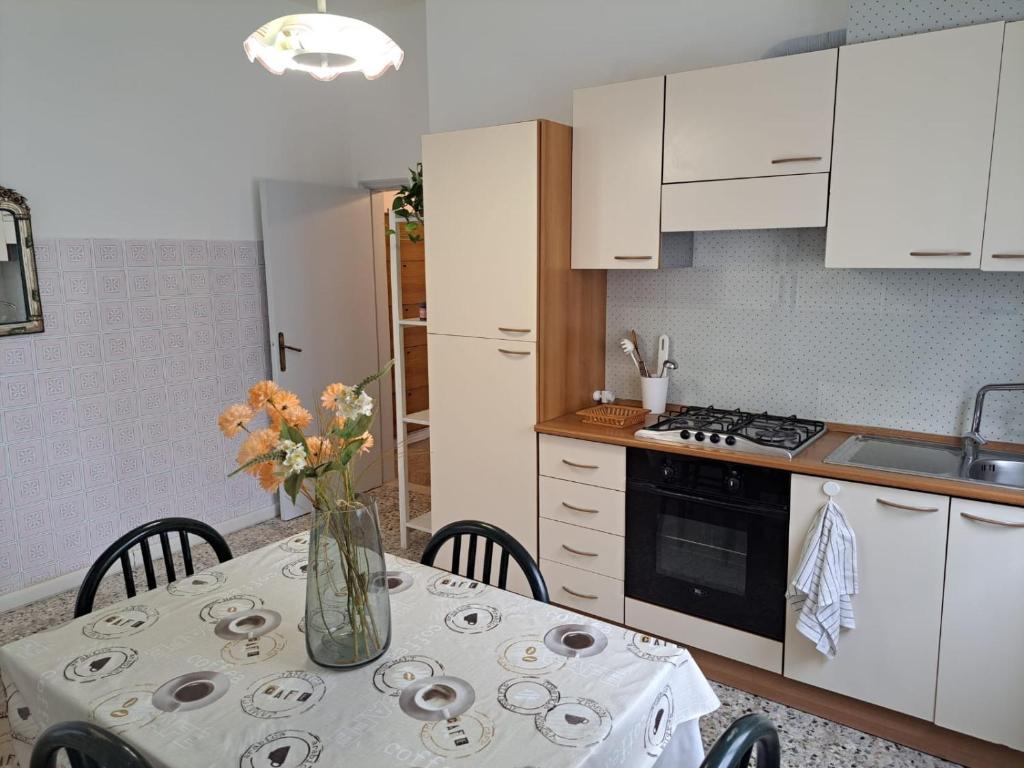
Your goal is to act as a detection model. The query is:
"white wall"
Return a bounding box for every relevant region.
[425,0,849,132]
[0,0,428,239]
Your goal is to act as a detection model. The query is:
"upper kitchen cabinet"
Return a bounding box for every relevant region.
[825,23,1004,268]
[423,121,539,338]
[663,49,837,183]
[571,77,664,269]
[982,21,1024,271]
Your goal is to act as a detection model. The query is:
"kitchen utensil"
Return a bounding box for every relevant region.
[630,330,650,376]
[576,404,649,428]
[619,338,643,374]
[659,359,678,377]
[656,335,670,378]
[640,376,669,415]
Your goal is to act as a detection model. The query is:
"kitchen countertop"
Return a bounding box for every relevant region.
[535,411,1024,507]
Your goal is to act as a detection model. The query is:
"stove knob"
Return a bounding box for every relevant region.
[694,432,705,442]
[680,430,691,440]
[709,433,721,444]
[725,436,737,446]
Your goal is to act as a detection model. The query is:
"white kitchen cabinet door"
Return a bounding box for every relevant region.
[784,475,949,720]
[428,334,538,562]
[982,21,1024,271]
[936,499,1024,750]
[826,23,1003,268]
[571,77,663,269]
[664,49,837,183]
[423,122,538,339]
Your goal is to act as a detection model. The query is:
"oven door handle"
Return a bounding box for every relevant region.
[627,481,788,519]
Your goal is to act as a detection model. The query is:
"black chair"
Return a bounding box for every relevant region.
[421,520,549,602]
[30,721,153,768]
[74,517,233,617]
[699,713,781,768]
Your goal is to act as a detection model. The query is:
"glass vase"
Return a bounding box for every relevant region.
[305,494,391,668]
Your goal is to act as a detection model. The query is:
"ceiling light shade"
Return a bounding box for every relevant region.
[244,8,404,81]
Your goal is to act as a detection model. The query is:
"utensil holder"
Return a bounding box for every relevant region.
[640,376,669,415]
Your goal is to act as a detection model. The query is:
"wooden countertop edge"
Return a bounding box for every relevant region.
[535,412,1024,507]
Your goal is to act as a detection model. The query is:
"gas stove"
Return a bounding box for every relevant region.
[634,406,826,458]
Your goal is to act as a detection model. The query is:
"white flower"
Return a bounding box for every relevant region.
[277,439,308,476]
[335,389,374,423]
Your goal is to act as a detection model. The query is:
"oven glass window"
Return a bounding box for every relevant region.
[656,515,748,596]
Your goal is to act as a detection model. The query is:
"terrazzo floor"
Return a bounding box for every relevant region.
[0,482,959,767]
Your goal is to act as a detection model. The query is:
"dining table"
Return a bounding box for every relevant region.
[0,531,721,767]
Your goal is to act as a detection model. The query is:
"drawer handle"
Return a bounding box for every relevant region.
[562,502,599,514]
[909,251,971,257]
[877,498,939,513]
[562,544,599,557]
[991,253,1024,259]
[498,327,532,333]
[770,155,822,164]
[498,348,531,356]
[961,511,1024,528]
[562,585,598,600]
[614,255,653,261]
[561,459,598,470]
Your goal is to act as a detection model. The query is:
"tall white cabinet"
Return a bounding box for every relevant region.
[423,120,606,592]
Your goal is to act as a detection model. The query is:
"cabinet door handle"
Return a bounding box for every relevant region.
[614,255,653,261]
[991,253,1024,259]
[562,544,599,557]
[960,511,1024,528]
[562,585,598,600]
[498,348,531,356]
[561,459,598,470]
[909,251,971,257]
[877,498,939,513]
[562,502,599,514]
[498,327,532,333]
[771,155,822,164]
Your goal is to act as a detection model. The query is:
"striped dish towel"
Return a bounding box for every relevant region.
[785,497,859,658]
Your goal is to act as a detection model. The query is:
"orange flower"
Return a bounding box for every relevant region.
[307,436,333,465]
[266,391,302,429]
[286,406,312,430]
[217,404,254,438]
[321,383,346,411]
[357,431,375,455]
[248,380,281,410]
[237,428,279,475]
[257,462,283,492]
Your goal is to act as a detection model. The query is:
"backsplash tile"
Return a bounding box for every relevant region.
[606,228,1024,441]
[0,237,273,595]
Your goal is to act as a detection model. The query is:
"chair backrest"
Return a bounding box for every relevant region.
[699,713,781,768]
[30,721,153,768]
[420,520,549,603]
[74,517,233,617]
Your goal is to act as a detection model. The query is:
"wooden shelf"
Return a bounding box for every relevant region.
[403,409,430,426]
[406,512,432,533]
[398,318,427,327]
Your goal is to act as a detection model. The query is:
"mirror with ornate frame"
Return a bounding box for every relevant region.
[0,186,44,336]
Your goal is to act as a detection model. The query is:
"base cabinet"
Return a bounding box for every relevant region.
[784,475,949,720]
[935,499,1024,750]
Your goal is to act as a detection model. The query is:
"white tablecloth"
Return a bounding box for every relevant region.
[0,533,719,767]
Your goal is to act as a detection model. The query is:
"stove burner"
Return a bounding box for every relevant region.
[755,428,801,444]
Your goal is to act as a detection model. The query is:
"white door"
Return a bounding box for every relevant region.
[571,77,664,269]
[936,499,1024,750]
[260,180,384,520]
[982,21,1024,271]
[825,22,1003,268]
[663,49,837,183]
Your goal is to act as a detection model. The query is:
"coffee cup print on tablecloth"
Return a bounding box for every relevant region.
[240,730,323,768]
[498,677,560,716]
[644,686,675,758]
[166,570,227,597]
[280,557,311,580]
[420,712,495,760]
[544,624,608,659]
[90,685,162,733]
[6,685,40,744]
[199,594,264,623]
[444,604,501,634]
[152,671,231,713]
[496,637,566,675]
[83,606,159,639]
[374,570,414,595]
[372,656,445,697]
[278,533,310,553]
[64,647,139,683]
[221,631,287,666]
[398,676,476,722]
[241,671,325,720]
[625,630,690,666]
[535,697,613,748]
[426,572,487,598]
[214,609,282,641]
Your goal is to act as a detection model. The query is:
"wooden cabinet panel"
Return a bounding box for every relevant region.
[936,499,1024,749]
[982,21,1024,271]
[571,77,664,269]
[423,122,538,338]
[825,23,1003,268]
[664,49,836,183]
[784,475,949,719]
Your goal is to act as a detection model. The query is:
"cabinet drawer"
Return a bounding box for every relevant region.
[538,435,625,490]
[541,559,624,623]
[539,518,624,579]
[539,476,625,536]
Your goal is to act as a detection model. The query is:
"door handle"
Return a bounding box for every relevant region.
[278,332,303,372]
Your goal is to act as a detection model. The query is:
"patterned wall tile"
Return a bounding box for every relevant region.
[92,239,125,269]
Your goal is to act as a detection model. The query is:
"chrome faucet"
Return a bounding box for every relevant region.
[962,383,1024,463]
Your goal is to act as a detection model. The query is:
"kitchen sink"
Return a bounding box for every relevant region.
[825,435,1024,491]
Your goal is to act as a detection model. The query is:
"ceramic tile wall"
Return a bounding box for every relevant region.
[847,0,1024,43]
[606,229,1024,441]
[0,238,275,596]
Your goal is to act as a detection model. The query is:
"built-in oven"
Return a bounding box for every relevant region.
[625,448,790,641]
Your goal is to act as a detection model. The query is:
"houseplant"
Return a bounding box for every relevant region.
[387,162,423,243]
[219,364,393,668]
